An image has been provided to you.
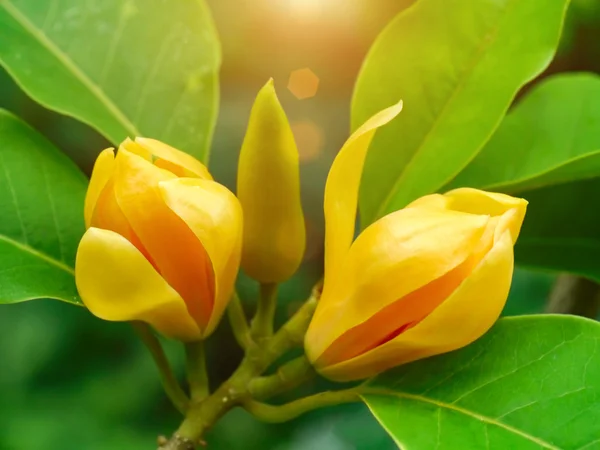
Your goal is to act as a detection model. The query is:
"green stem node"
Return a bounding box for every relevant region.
[248,356,315,400]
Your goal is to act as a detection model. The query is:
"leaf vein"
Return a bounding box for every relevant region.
[364,390,560,449]
[0,235,74,275]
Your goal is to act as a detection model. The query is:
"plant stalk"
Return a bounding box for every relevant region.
[243,387,362,423]
[159,291,318,449]
[227,291,252,349]
[132,322,189,415]
[251,282,279,340]
[185,340,209,401]
[248,355,315,400]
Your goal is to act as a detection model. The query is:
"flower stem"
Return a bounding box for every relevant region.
[251,282,279,340]
[248,356,315,400]
[185,340,209,401]
[227,291,252,349]
[160,289,319,448]
[131,322,189,415]
[243,387,362,423]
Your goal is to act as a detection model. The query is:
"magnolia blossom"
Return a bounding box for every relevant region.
[76,138,242,341]
[305,101,527,381]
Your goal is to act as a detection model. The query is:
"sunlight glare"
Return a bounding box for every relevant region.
[288,0,324,19]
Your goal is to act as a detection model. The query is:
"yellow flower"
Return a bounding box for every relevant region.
[237,80,306,282]
[304,102,527,381]
[76,138,243,341]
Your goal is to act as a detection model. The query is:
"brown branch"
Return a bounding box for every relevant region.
[545,274,600,318]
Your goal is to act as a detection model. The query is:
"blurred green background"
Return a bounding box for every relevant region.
[0,1,598,449]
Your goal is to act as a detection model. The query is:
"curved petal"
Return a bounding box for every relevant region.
[306,207,489,364]
[160,178,243,337]
[318,230,514,381]
[76,228,201,341]
[405,193,449,210]
[121,137,212,179]
[323,101,403,295]
[84,148,115,228]
[443,188,527,242]
[90,179,154,264]
[408,189,527,243]
[113,148,215,331]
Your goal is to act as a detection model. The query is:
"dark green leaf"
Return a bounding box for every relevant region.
[516,179,600,282]
[363,315,600,449]
[0,110,85,305]
[0,0,220,162]
[352,0,569,226]
[447,73,600,192]
[440,73,600,279]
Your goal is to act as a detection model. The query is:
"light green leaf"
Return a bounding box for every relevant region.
[0,0,220,162]
[352,0,569,226]
[447,73,600,193]
[0,110,86,305]
[363,315,600,449]
[515,179,600,282]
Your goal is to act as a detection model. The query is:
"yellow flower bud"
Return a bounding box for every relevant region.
[76,138,243,341]
[237,80,306,283]
[304,101,527,381]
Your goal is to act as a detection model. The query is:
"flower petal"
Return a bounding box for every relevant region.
[306,207,489,365]
[121,137,212,179]
[319,230,514,381]
[113,148,215,331]
[443,188,527,242]
[76,227,201,341]
[84,148,115,228]
[160,178,243,337]
[90,179,154,265]
[323,101,403,294]
[407,189,528,243]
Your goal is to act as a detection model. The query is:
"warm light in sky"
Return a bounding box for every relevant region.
[288,0,323,18]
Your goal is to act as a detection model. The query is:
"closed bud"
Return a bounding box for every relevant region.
[237,79,306,283]
[76,138,243,341]
[305,101,527,381]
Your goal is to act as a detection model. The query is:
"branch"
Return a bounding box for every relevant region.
[243,388,361,423]
[160,286,321,447]
[266,290,318,358]
[546,274,600,318]
[157,435,197,450]
[248,355,315,400]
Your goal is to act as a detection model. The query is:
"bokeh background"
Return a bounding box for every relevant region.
[0,0,598,448]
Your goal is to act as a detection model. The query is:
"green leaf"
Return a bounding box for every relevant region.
[352,0,569,226]
[516,179,600,282]
[439,72,600,279]
[446,73,600,193]
[363,315,600,449]
[0,0,220,162]
[0,110,86,305]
